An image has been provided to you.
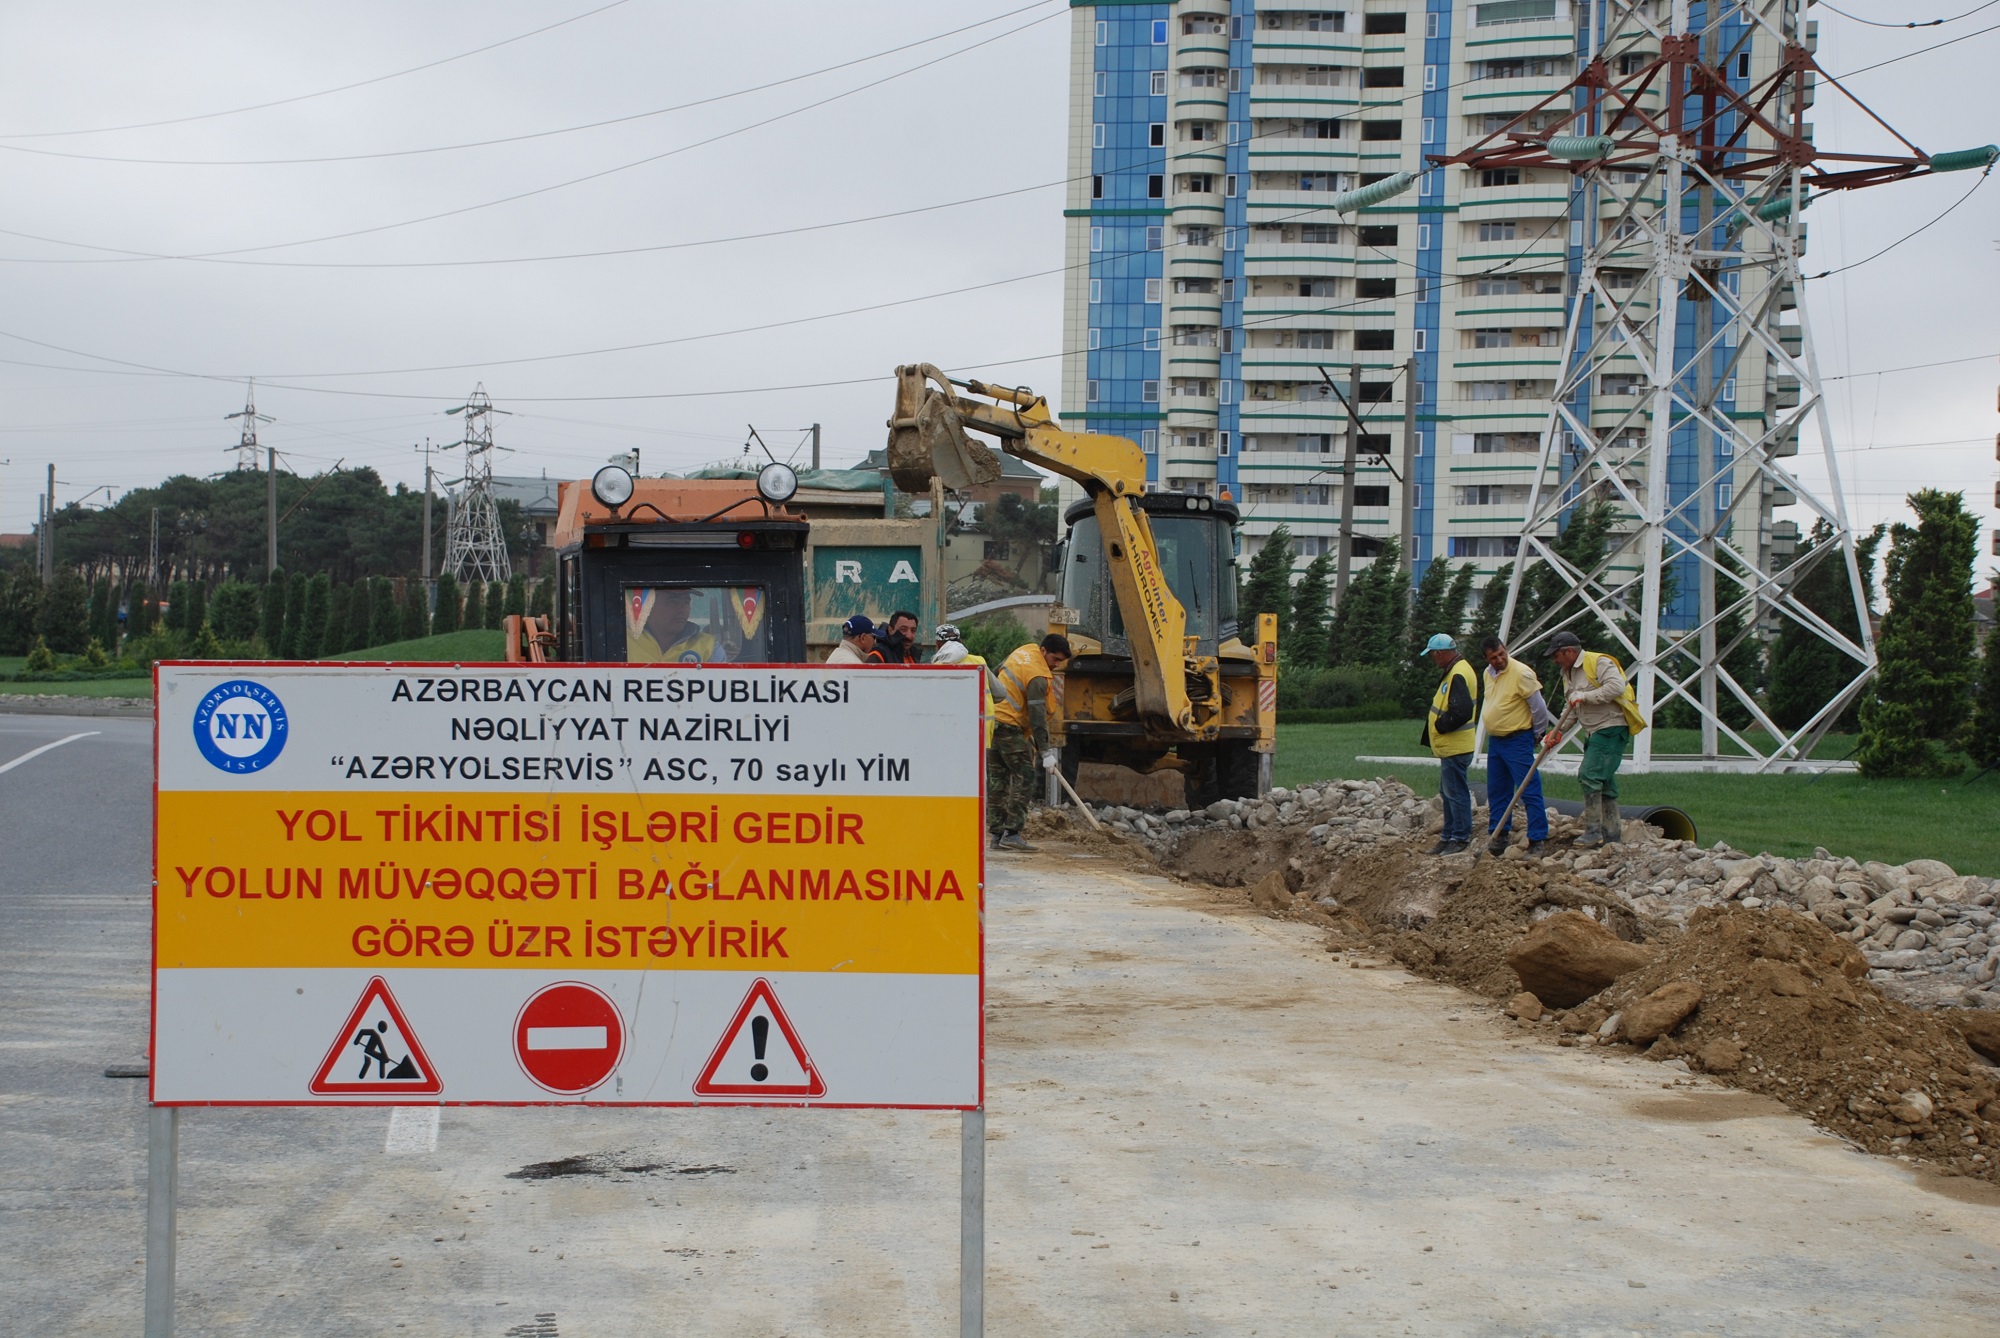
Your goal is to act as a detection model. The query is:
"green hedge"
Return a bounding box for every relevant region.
[1279,701,1409,725]
[1276,664,1407,713]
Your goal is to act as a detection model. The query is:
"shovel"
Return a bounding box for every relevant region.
[1483,706,1577,858]
[1051,765,1103,831]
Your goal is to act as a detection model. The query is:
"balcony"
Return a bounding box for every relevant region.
[1167,292,1222,323]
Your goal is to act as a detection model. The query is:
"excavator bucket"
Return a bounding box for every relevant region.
[885,363,1002,494]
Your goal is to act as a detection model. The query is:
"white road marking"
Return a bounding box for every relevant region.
[0,731,100,776]
[527,1026,608,1051]
[384,1106,440,1155]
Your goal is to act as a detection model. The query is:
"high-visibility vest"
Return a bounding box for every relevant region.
[991,644,1050,733]
[961,653,1000,746]
[1582,649,1648,734]
[1428,657,1479,758]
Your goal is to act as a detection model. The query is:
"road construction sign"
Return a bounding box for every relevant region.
[152,661,985,1108]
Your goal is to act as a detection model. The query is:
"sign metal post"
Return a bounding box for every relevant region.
[143,1105,179,1338]
[960,1105,985,1338]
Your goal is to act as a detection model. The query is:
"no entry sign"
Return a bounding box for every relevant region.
[151,662,985,1108]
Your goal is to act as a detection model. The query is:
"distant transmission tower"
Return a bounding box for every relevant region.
[224,381,273,472]
[1434,0,1992,772]
[441,383,512,584]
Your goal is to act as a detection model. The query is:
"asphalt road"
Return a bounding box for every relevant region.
[6,710,2000,1336]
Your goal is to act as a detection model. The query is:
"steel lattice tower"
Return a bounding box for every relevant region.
[224,381,271,472]
[442,384,512,585]
[1432,0,1990,772]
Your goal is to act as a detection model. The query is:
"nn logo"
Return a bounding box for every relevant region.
[192,680,289,774]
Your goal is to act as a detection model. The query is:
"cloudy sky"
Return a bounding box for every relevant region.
[0,1,1993,563]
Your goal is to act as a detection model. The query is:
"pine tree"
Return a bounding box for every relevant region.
[0,567,40,654]
[504,574,527,621]
[1857,489,1978,778]
[280,572,309,657]
[260,569,287,652]
[462,579,485,633]
[1401,556,1467,713]
[1767,521,1885,731]
[1971,624,2000,772]
[211,583,262,642]
[369,577,399,648]
[1241,526,1295,645]
[165,579,190,634]
[89,577,114,651]
[296,572,332,659]
[432,573,462,634]
[185,580,206,638]
[400,580,429,642]
[1286,551,1334,666]
[529,576,553,619]
[1325,537,1406,669]
[322,582,351,657]
[1466,563,1512,648]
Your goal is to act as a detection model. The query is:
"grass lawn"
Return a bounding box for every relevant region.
[1275,720,1998,877]
[326,630,507,662]
[0,677,150,698]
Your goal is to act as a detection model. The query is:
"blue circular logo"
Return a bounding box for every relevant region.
[193,680,289,774]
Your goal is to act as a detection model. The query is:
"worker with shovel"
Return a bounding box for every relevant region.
[987,634,1073,852]
[1478,635,1557,858]
[1548,630,1647,849]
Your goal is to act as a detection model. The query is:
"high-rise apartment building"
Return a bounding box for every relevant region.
[1061,0,1800,617]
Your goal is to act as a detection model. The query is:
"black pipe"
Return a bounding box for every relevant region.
[1471,784,1698,844]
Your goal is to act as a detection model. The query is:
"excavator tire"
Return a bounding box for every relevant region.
[1218,741,1261,801]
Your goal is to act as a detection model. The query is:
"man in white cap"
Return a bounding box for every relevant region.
[1420,633,1478,855]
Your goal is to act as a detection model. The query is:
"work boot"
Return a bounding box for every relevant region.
[1525,840,1549,859]
[1424,837,1453,856]
[1436,839,1469,856]
[997,832,1038,853]
[1573,793,1606,850]
[1602,804,1623,846]
[1486,831,1510,858]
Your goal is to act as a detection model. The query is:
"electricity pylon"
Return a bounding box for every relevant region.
[224,381,273,472]
[1431,0,1994,772]
[441,384,512,584]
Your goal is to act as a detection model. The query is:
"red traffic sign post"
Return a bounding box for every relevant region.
[512,982,626,1096]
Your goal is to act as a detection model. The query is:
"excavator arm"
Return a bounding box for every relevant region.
[886,363,1214,738]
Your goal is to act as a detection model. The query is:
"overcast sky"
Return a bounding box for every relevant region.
[0,1,1993,567]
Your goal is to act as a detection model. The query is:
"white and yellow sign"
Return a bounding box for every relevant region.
[153,662,985,1108]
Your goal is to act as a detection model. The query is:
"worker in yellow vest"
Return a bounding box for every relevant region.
[929,624,1000,748]
[1548,629,1648,849]
[1419,633,1479,856]
[987,634,1073,852]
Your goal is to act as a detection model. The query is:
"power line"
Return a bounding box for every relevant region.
[1835,18,2000,75]
[0,0,1058,167]
[0,1,637,140]
[1818,0,2000,29]
[0,8,1064,264]
[1805,166,1992,278]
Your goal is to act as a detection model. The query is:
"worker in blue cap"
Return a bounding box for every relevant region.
[1419,633,1478,855]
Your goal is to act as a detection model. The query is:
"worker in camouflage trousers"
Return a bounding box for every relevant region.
[986,634,1072,852]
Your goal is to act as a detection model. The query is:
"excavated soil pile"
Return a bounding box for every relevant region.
[1588,904,2000,1181]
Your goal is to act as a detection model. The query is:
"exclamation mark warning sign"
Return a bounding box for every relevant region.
[692,979,825,1098]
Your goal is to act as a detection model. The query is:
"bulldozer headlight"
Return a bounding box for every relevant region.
[591,465,634,509]
[757,462,799,504]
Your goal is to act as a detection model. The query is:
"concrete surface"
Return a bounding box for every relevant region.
[3,712,1998,1335]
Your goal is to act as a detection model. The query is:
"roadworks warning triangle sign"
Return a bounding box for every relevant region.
[308,976,443,1096]
[693,978,825,1098]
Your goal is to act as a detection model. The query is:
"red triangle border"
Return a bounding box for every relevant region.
[308,976,443,1096]
[692,978,825,1098]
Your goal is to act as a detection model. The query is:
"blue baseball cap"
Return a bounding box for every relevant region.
[1425,633,1458,653]
[842,615,880,638]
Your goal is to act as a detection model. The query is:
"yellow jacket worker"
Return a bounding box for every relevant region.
[1419,634,1478,855]
[1477,635,1555,857]
[987,635,1072,852]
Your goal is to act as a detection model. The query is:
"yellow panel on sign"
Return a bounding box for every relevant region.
[156,791,980,974]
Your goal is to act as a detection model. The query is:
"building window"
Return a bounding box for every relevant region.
[1356,329,1395,351]
[1467,381,1510,401]
[1721,378,1736,402]
[1143,328,1160,350]
[1181,173,1214,194]
[1087,380,1101,402]
[1300,223,1341,244]
[1422,117,1436,144]
[1152,18,1168,43]
[1229,67,1243,92]
[1355,277,1397,300]
[1142,430,1158,453]
[1477,220,1518,241]
[1414,278,1431,302]
[1095,20,1107,46]
[1095,71,1107,97]
[1738,52,1751,80]
[1142,381,1160,403]
[1364,13,1407,34]
[1449,536,1522,558]
[1361,120,1403,141]
[1362,67,1406,88]
[1420,171,1435,196]
[1090,226,1103,253]
[1223,226,1237,250]
[1354,486,1391,507]
[1148,174,1164,199]
[1178,225,1215,246]
[1427,13,1441,38]
[1424,65,1438,90]
[1151,71,1167,96]
[1092,175,1103,200]
[1180,67,1222,89]
[1230,15,1244,39]
[1412,329,1428,351]
[1092,123,1105,149]
[1228,121,1243,144]
[1358,225,1399,247]
[1718,482,1733,511]
[1416,223,1432,249]
[1221,279,1236,302]
[1147,226,1163,250]
[1150,122,1165,147]
[1226,173,1239,197]
[1476,0,1558,23]
[1144,277,1162,303]
[1088,328,1100,350]
[1413,483,1424,507]
[1473,329,1512,348]
[1479,168,1523,187]
[1089,279,1102,304]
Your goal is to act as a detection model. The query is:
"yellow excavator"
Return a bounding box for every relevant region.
[886,364,1275,805]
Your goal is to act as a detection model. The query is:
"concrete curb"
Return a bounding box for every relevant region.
[0,694,151,719]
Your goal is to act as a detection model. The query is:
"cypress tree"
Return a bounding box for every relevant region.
[1286,551,1334,667]
[35,570,92,654]
[88,577,113,650]
[462,579,484,633]
[1241,525,1294,645]
[1327,537,1406,669]
[400,580,429,642]
[1970,626,2000,772]
[165,579,190,633]
[322,582,351,657]
[1857,490,1978,777]
[1767,521,1885,731]
[0,567,41,654]
[1401,556,1466,714]
[297,573,332,659]
[369,577,399,647]
[486,579,506,629]
[260,569,287,652]
[122,579,149,645]
[280,571,309,657]
[432,573,462,634]
[1465,563,1511,648]
[504,574,526,621]
[185,580,206,637]
[529,576,553,619]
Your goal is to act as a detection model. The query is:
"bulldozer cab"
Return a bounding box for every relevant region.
[545,472,809,664]
[1058,492,1244,656]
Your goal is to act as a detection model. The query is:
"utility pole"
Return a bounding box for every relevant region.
[1332,364,1361,606]
[418,440,436,584]
[1402,354,1418,577]
[41,462,55,582]
[266,447,278,574]
[811,423,821,471]
[149,507,161,592]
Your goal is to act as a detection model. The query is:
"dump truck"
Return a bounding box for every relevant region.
[884,364,1275,807]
